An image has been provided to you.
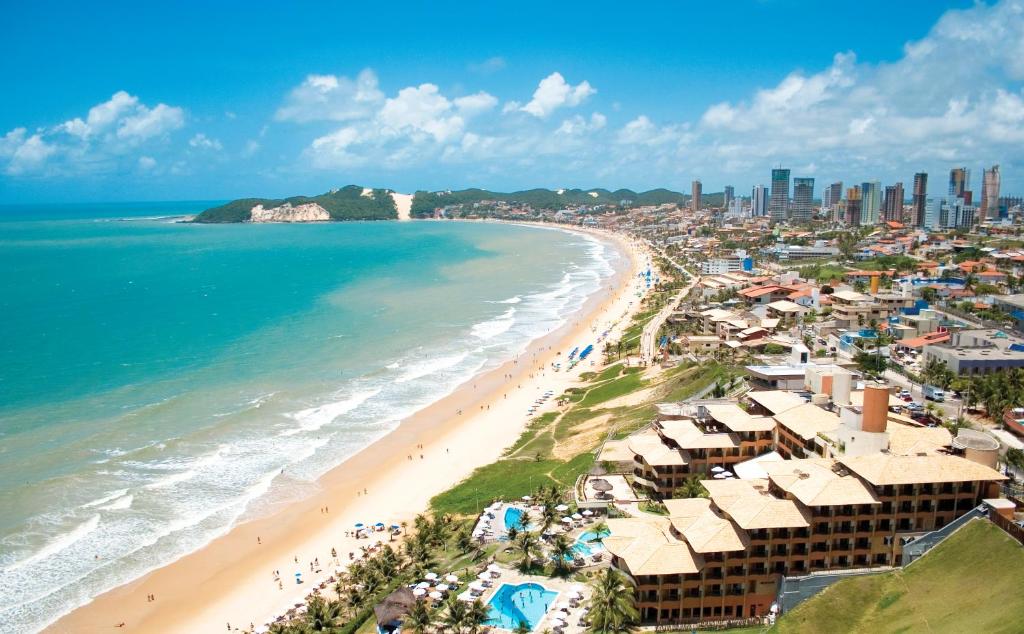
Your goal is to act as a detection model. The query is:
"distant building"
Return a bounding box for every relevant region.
[949,167,970,198]
[982,165,1001,220]
[822,181,843,213]
[723,185,735,209]
[751,184,768,217]
[924,196,976,230]
[691,179,702,212]
[770,168,790,221]
[861,181,881,225]
[791,177,815,222]
[845,185,862,225]
[912,172,928,227]
[882,182,904,222]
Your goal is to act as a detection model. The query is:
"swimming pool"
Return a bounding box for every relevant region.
[486,582,559,631]
[504,506,526,532]
[571,528,610,558]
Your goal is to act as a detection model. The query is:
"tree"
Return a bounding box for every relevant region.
[304,595,343,631]
[1006,448,1024,473]
[514,621,532,634]
[591,521,610,539]
[922,357,955,390]
[836,232,858,261]
[515,531,539,571]
[443,595,469,634]
[587,568,639,634]
[404,599,435,634]
[550,533,575,575]
[853,351,886,377]
[464,599,491,634]
[673,475,709,499]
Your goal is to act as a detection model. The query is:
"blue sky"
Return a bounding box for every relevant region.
[3,0,1023,202]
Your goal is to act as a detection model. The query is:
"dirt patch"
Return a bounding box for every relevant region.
[553,413,612,460]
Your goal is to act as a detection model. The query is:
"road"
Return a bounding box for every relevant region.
[882,369,963,421]
[639,254,700,364]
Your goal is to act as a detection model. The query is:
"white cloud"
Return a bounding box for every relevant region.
[468,56,507,74]
[520,72,595,118]
[241,139,260,157]
[0,91,185,176]
[454,92,498,117]
[275,69,384,123]
[189,133,223,151]
[138,156,157,170]
[378,84,464,143]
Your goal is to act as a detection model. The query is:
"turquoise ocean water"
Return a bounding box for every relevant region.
[0,203,619,632]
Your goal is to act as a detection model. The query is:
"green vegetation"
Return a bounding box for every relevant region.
[796,262,846,283]
[857,255,918,273]
[771,519,1024,634]
[192,185,398,223]
[410,187,692,216]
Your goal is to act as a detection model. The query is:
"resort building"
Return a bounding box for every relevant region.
[922,329,1024,375]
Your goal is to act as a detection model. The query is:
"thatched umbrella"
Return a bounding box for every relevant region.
[374,587,417,628]
[590,478,613,499]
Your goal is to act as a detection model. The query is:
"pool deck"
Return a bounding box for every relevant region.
[481,568,590,634]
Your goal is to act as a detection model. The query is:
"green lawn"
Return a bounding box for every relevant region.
[576,371,647,408]
[772,519,1024,634]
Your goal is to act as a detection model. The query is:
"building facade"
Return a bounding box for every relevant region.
[882,182,904,222]
[982,165,1001,220]
[791,178,815,222]
[751,185,768,217]
[692,180,703,212]
[861,181,881,225]
[845,186,862,226]
[770,169,790,221]
[912,172,928,227]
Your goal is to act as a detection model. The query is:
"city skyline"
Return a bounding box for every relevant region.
[4,0,1024,202]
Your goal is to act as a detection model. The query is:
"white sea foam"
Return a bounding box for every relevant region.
[4,514,100,573]
[281,388,382,436]
[395,352,469,384]
[490,295,522,304]
[471,307,516,340]
[81,489,129,509]
[99,494,133,511]
[143,445,231,489]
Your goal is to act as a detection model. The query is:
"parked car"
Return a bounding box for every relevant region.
[923,385,946,402]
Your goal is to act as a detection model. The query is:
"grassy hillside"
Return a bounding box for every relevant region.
[192,185,397,223]
[409,187,694,216]
[772,519,1024,634]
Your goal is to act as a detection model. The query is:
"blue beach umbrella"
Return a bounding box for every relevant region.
[354,522,365,529]
[375,522,385,528]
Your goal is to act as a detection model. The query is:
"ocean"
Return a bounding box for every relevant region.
[0,203,620,633]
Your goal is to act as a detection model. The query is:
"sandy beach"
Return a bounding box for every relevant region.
[48,224,649,634]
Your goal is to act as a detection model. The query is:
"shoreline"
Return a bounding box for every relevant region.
[47,224,649,633]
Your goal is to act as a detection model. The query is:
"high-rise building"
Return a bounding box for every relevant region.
[912,172,928,227]
[822,181,843,213]
[861,181,881,224]
[949,167,970,197]
[882,182,904,222]
[792,177,815,222]
[982,165,1001,220]
[691,180,702,212]
[723,185,735,209]
[751,184,768,217]
[845,186,862,226]
[924,196,976,230]
[769,168,790,221]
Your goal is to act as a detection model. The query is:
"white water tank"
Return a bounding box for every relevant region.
[833,371,852,406]
[811,393,829,407]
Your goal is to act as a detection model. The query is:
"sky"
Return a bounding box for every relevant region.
[3,0,1024,203]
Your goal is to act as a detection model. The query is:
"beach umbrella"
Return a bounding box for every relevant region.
[556,601,571,611]
[429,591,443,600]
[582,510,594,516]
[425,572,438,581]
[445,574,459,583]
[710,466,725,473]
[469,581,485,592]
[713,473,727,479]
[555,504,569,512]
[391,524,400,530]
[550,618,566,629]
[375,522,385,528]
[561,517,573,524]
[522,495,532,501]
[354,522,364,528]
[458,592,476,602]
[487,563,501,571]
[567,591,582,600]
[436,583,450,592]
[416,581,431,589]
[572,513,583,520]
[413,588,427,597]
[477,572,491,580]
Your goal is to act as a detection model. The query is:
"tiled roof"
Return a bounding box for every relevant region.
[603,517,705,575]
[746,390,806,415]
[840,454,1007,486]
[658,419,739,449]
[763,459,880,506]
[702,478,811,529]
[773,403,841,441]
[664,498,750,553]
[703,403,776,432]
[628,428,689,466]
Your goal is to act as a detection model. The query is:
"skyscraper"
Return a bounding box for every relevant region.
[845,186,862,226]
[861,181,881,225]
[792,177,815,222]
[949,167,970,197]
[723,185,735,209]
[751,184,768,217]
[982,165,1001,220]
[912,172,928,227]
[769,168,790,221]
[882,182,904,222]
[822,181,843,213]
[691,180,702,212]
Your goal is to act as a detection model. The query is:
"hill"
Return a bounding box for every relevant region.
[192,185,397,223]
[409,187,695,216]
[772,519,1024,634]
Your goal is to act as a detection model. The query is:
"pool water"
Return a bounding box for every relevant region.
[486,582,559,631]
[504,507,526,532]
[572,528,610,557]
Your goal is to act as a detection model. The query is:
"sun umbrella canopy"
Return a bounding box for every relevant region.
[487,563,501,571]
[436,583,450,592]
[412,588,426,597]
[445,574,459,583]
[590,479,613,492]
[572,513,583,520]
[354,523,365,528]
[522,495,532,501]
[711,466,725,473]
[429,591,443,600]
[424,572,438,580]
[477,572,490,580]
[713,473,727,479]
[416,582,430,589]
[582,510,594,516]
[555,504,569,511]
[375,522,385,527]
[561,517,573,523]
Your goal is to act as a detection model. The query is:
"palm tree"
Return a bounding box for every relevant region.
[443,595,468,634]
[464,599,491,634]
[673,475,708,499]
[515,531,538,571]
[591,521,609,540]
[455,526,475,555]
[304,595,343,631]
[403,598,434,634]
[587,568,639,634]
[514,620,532,634]
[550,534,574,575]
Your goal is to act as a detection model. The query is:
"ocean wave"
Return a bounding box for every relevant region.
[281,388,382,436]
[99,494,133,511]
[81,489,128,509]
[142,445,231,489]
[395,352,469,384]
[4,514,100,573]
[471,307,516,340]
[489,295,522,304]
